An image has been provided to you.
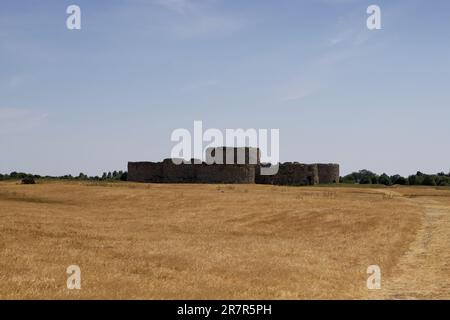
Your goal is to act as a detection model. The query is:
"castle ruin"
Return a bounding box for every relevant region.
[128,147,339,185]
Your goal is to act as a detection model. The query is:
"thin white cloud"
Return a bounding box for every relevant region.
[153,0,243,37]
[181,79,218,92]
[154,0,195,14]
[329,29,354,46]
[281,85,321,102]
[0,107,48,134]
[280,9,379,103]
[329,27,374,48]
[174,15,242,37]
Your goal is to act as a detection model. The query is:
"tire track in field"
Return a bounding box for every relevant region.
[378,193,450,299]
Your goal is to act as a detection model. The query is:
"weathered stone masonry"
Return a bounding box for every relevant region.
[128,147,339,185]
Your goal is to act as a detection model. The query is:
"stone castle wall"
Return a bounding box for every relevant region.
[128,159,256,184]
[128,147,339,185]
[256,163,319,186]
[127,161,164,183]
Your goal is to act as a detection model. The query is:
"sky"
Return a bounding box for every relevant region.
[1,0,449,176]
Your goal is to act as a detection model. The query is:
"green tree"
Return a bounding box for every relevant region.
[379,173,392,186]
[391,175,407,185]
[353,170,378,184]
[360,176,373,184]
[437,176,450,186]
[341,174,356,184]
[120,172,128,181]
[408,174,423,185]
[422,175,437,186]
[78,172,88,180]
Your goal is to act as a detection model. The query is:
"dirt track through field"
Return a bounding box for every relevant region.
[376,191,450,299]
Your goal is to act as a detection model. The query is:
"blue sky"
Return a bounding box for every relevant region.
[1,0,449,176]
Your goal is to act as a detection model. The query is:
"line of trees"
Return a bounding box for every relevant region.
[0,171,128,182]
[2,169,450,187]
[340,170,450,186]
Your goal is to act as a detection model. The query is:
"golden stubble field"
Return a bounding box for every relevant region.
[0,181,449,299]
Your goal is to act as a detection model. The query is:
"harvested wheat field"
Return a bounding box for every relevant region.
[0,181,449,299]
